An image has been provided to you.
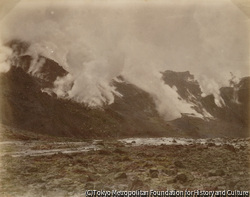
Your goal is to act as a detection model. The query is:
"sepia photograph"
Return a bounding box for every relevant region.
[0,0,249,196]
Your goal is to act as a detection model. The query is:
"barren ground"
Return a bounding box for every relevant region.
[0,135,249,197]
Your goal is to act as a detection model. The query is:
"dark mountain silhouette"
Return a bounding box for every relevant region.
[0,40,249,138]
[161,70,249,137]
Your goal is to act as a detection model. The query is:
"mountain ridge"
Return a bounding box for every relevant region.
[0,40,249,138]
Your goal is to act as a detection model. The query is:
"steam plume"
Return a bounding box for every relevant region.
[0,0,249,120]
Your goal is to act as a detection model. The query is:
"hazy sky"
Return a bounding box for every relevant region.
[0,0,249,120]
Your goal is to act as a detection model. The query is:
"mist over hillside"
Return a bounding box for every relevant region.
[0,0,249,138]
[0,40,249,138]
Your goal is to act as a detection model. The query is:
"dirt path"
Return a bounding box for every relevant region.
[0,141,99,157]
[1,137,248,157]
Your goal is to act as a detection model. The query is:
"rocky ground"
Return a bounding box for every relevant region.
[0,136,249,197]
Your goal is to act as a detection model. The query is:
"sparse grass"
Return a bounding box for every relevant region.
[0,139,249,196]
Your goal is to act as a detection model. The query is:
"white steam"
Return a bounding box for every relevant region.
[0,0,249,120]
[0,40,12,73]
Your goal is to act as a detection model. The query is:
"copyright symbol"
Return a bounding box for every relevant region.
[86,190,93,197]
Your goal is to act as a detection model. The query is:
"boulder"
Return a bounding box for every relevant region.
[174,161,185,168]
[115,172,127,179]
[149,169,159,178]
[175,173,188,183]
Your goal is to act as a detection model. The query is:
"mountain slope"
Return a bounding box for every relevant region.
[0,40,249,138]
[0,62,175,138]
[161,70,249,137]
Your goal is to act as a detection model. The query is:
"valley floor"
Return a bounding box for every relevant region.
[0,137,249,197]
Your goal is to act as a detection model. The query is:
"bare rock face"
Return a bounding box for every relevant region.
[162,70,249,138]
[161,70,202,101]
